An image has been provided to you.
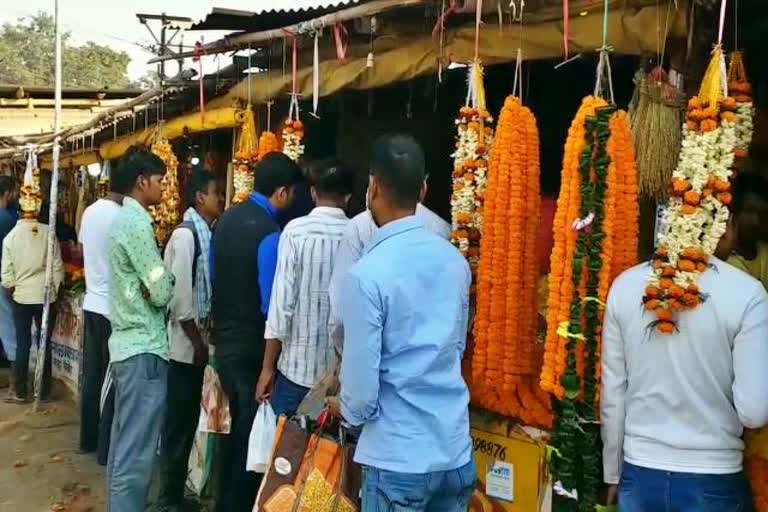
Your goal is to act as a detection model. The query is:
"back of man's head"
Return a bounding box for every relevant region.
[254,153,304,198]
[0,175,16,199]
[731,172,768,215]
[308,159,355,201]
[370,134,425,210]
[112,146,166,194]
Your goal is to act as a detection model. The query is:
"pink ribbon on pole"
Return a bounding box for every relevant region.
[563,0,570,58]
[333,23,348,61]
[717,0,728,44]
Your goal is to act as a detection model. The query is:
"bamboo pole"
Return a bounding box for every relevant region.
[33,0,63,412]
[148,0,427,64]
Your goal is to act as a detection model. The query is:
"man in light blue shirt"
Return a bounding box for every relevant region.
[338,134,475,511]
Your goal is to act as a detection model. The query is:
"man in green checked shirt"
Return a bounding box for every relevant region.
[106,147,175,512]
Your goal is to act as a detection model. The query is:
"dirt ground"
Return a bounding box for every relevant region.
[0,369,106,512]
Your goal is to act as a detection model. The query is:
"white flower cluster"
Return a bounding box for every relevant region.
[282,130,305,162]
[450,110,494,259]
[656,119,737,290]
[233,168,255,200]
[735,102,754,152]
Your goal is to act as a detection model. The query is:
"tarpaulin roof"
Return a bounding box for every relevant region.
[174,0,364,30]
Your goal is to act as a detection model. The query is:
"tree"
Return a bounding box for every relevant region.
[0,12,131,89]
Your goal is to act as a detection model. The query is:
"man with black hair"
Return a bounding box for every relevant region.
[327,145,450,355]
[78,169,128,463]
[157,170,220,512]
[0,176,18,371]
[724,173,768,289]
[210,152,303,512]
[334,134,476,510]
[256,159,354,418]
[106,147,174,512]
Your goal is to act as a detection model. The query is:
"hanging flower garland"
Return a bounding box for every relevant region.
[20,148,42,218]
[727,51,753,170]
[150,133,181,246]
[451,62,494,279]
[471,96,551,428]
[282,117,305,162]
[232,107,258,204]
[258,130,280,160]
[542,91,639,511]
[644,47,737,333]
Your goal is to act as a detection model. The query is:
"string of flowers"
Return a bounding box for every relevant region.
[543,98,639,512]
[727,51,753,171]
[451,62,494,280]
[232,107,258,204]
[150,134,181,246]
[644,48,737,334]
[471,96,551,428]
[258,130,280,160]
[281,118,305,162]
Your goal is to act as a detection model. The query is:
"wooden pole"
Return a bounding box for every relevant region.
[33,0,63,412]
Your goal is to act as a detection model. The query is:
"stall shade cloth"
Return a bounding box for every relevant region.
[208,3,687,109]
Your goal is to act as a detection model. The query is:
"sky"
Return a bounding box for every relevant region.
[0,1,231,81]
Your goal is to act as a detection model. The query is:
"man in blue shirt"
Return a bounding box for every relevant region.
[209,153,303,512]
[337,134,475,511]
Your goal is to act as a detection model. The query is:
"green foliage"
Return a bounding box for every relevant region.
[0,12,131,88]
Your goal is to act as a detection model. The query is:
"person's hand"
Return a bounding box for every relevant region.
[605,484,618,506]
[192,343,209,367]
[255,368,276,403]
[325,396,342,419]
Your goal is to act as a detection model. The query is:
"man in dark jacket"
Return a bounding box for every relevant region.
[209,153,303,512]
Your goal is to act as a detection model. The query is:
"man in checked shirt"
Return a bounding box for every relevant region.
[256,160,355,417]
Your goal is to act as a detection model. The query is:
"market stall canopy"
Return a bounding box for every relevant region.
[207,2,687,108]
[171,0,364,30]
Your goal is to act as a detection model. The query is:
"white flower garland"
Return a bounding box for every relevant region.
[450,108,493,267]
[282,119,305,162]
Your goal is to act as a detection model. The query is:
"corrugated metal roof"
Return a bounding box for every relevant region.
[177,0,363,29]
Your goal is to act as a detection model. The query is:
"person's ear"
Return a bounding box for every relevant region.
[344,193,352,207]
[419,179,428,203]
[310,186,319,204]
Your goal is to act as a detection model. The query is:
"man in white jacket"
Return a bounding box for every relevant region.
[601,217,768,509]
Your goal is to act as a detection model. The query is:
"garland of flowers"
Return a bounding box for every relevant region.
[644,48,737,333]
[451,63,493,280]
[282,118,305,162]
[471,96,551,428]
[258,130,280,160]
[20,149,42,218]
[727,51,754,171]
[543,97,639,512]
[232,107,258,204]
[150,135,181,246]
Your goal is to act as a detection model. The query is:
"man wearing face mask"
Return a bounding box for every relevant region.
[327,143,450,355]
[332,134,475,510]
[209,153,303,512]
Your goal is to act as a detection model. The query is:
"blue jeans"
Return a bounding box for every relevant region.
[619,462,754,512]
[362,460,476,512]
[271,371,310,418]
[0,290,16,362]
[107,354,167,512]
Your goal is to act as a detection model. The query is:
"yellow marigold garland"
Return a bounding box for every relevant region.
[150,135,181,246]
[232,107,258,205]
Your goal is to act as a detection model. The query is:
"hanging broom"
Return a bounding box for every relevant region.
[630,67,685,201]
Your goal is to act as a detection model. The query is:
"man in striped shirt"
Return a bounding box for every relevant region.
[256,160,355,417]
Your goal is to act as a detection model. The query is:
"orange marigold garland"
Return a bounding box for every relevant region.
[471,97,551,428]
[258,131,280,161]
[728,51,753,171]
[281,118,305,161]
[644,48,737,334]
[150,133,181,245]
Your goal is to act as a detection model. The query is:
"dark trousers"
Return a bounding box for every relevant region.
[80,311,114,461]
[13,302,55,399]
[157,360,205,508]
[216,352,261,512]
[619,462,754,512]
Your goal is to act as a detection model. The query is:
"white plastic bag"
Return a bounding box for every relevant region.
[246,401,277,473]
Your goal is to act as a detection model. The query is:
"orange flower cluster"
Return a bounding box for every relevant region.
[471,97,551,428]
[541,97,605,398]
[540,98,639,399]
[728,51,754,170]
[258,131,280,161]
[232,108,258,205]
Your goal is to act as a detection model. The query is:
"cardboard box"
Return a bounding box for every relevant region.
[469,413,548,512]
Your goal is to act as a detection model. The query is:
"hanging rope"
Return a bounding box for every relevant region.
[474,0,484,62]
[594,0,615,103]
[247,44,253,106]
[563,0,570,59]
[717,0,728,46]
[333,23,348,60]
[193,41,206,119]
[312,31,320,118]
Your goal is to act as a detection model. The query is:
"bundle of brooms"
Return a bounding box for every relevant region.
[630,67,685,201]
